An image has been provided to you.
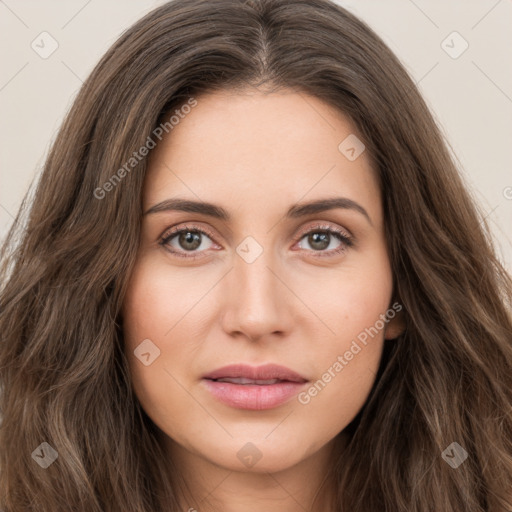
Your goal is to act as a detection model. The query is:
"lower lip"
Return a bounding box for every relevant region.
[202,379,307,410]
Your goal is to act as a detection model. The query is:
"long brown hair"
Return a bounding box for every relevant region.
[1,0,511,510]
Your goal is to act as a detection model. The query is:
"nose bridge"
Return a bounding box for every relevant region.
[236,253,277,309]
[221,236,292,340]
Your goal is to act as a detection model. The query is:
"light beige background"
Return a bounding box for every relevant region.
[1,0,511,270]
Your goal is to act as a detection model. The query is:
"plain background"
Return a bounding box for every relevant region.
[0,0,511,270]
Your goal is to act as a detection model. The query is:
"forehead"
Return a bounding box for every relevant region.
[143,89,381,226]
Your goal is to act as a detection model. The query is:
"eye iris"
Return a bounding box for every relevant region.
[179,231,201,251]
[308,232,330,250]
[170,229,341,253]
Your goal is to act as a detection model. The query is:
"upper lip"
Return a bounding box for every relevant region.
[203,364,308,383]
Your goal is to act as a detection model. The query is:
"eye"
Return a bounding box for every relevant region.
[294,223,354,257]
[160,224,218,259]
[159,222,354,260]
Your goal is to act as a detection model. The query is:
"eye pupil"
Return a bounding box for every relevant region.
[179,231,201,250]
[308,232,330,250]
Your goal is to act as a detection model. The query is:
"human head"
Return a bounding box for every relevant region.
[121,86,404,484]
[1,1,511,511]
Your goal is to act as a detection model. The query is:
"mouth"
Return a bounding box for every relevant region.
[201,364,309,410]
[206,377,293,385]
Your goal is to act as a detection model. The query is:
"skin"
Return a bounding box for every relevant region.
[122,87,405,512]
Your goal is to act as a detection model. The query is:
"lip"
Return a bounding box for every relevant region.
[202,364,308,410]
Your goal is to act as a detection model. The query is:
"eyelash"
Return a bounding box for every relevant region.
[159,223,354,260]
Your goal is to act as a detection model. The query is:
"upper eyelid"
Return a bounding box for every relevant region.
[294,222,352,240]
[161,223,217,242]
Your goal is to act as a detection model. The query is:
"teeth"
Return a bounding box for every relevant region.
[215,377,281,385]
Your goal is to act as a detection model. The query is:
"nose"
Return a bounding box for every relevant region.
[220,246,295,343]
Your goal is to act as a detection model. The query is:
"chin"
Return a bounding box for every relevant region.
[193,434,318,474]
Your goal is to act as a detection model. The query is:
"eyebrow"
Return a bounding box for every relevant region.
[144,197,373,226]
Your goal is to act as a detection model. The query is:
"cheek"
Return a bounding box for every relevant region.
[295,295,388,439]
[122,260,172,385]
[303,244,393,343]
[294,248,392,421]
[122,255,213,344]
[121,258,215,436]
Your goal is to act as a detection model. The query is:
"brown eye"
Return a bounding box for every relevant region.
[160,225,217,258]
[295,224,354,257]
[175,231,202,251]
[303,232,331,251]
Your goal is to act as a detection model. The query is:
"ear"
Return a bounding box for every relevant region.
[383,307,406,340]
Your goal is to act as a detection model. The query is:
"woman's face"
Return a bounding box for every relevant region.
[122,88,403,474]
